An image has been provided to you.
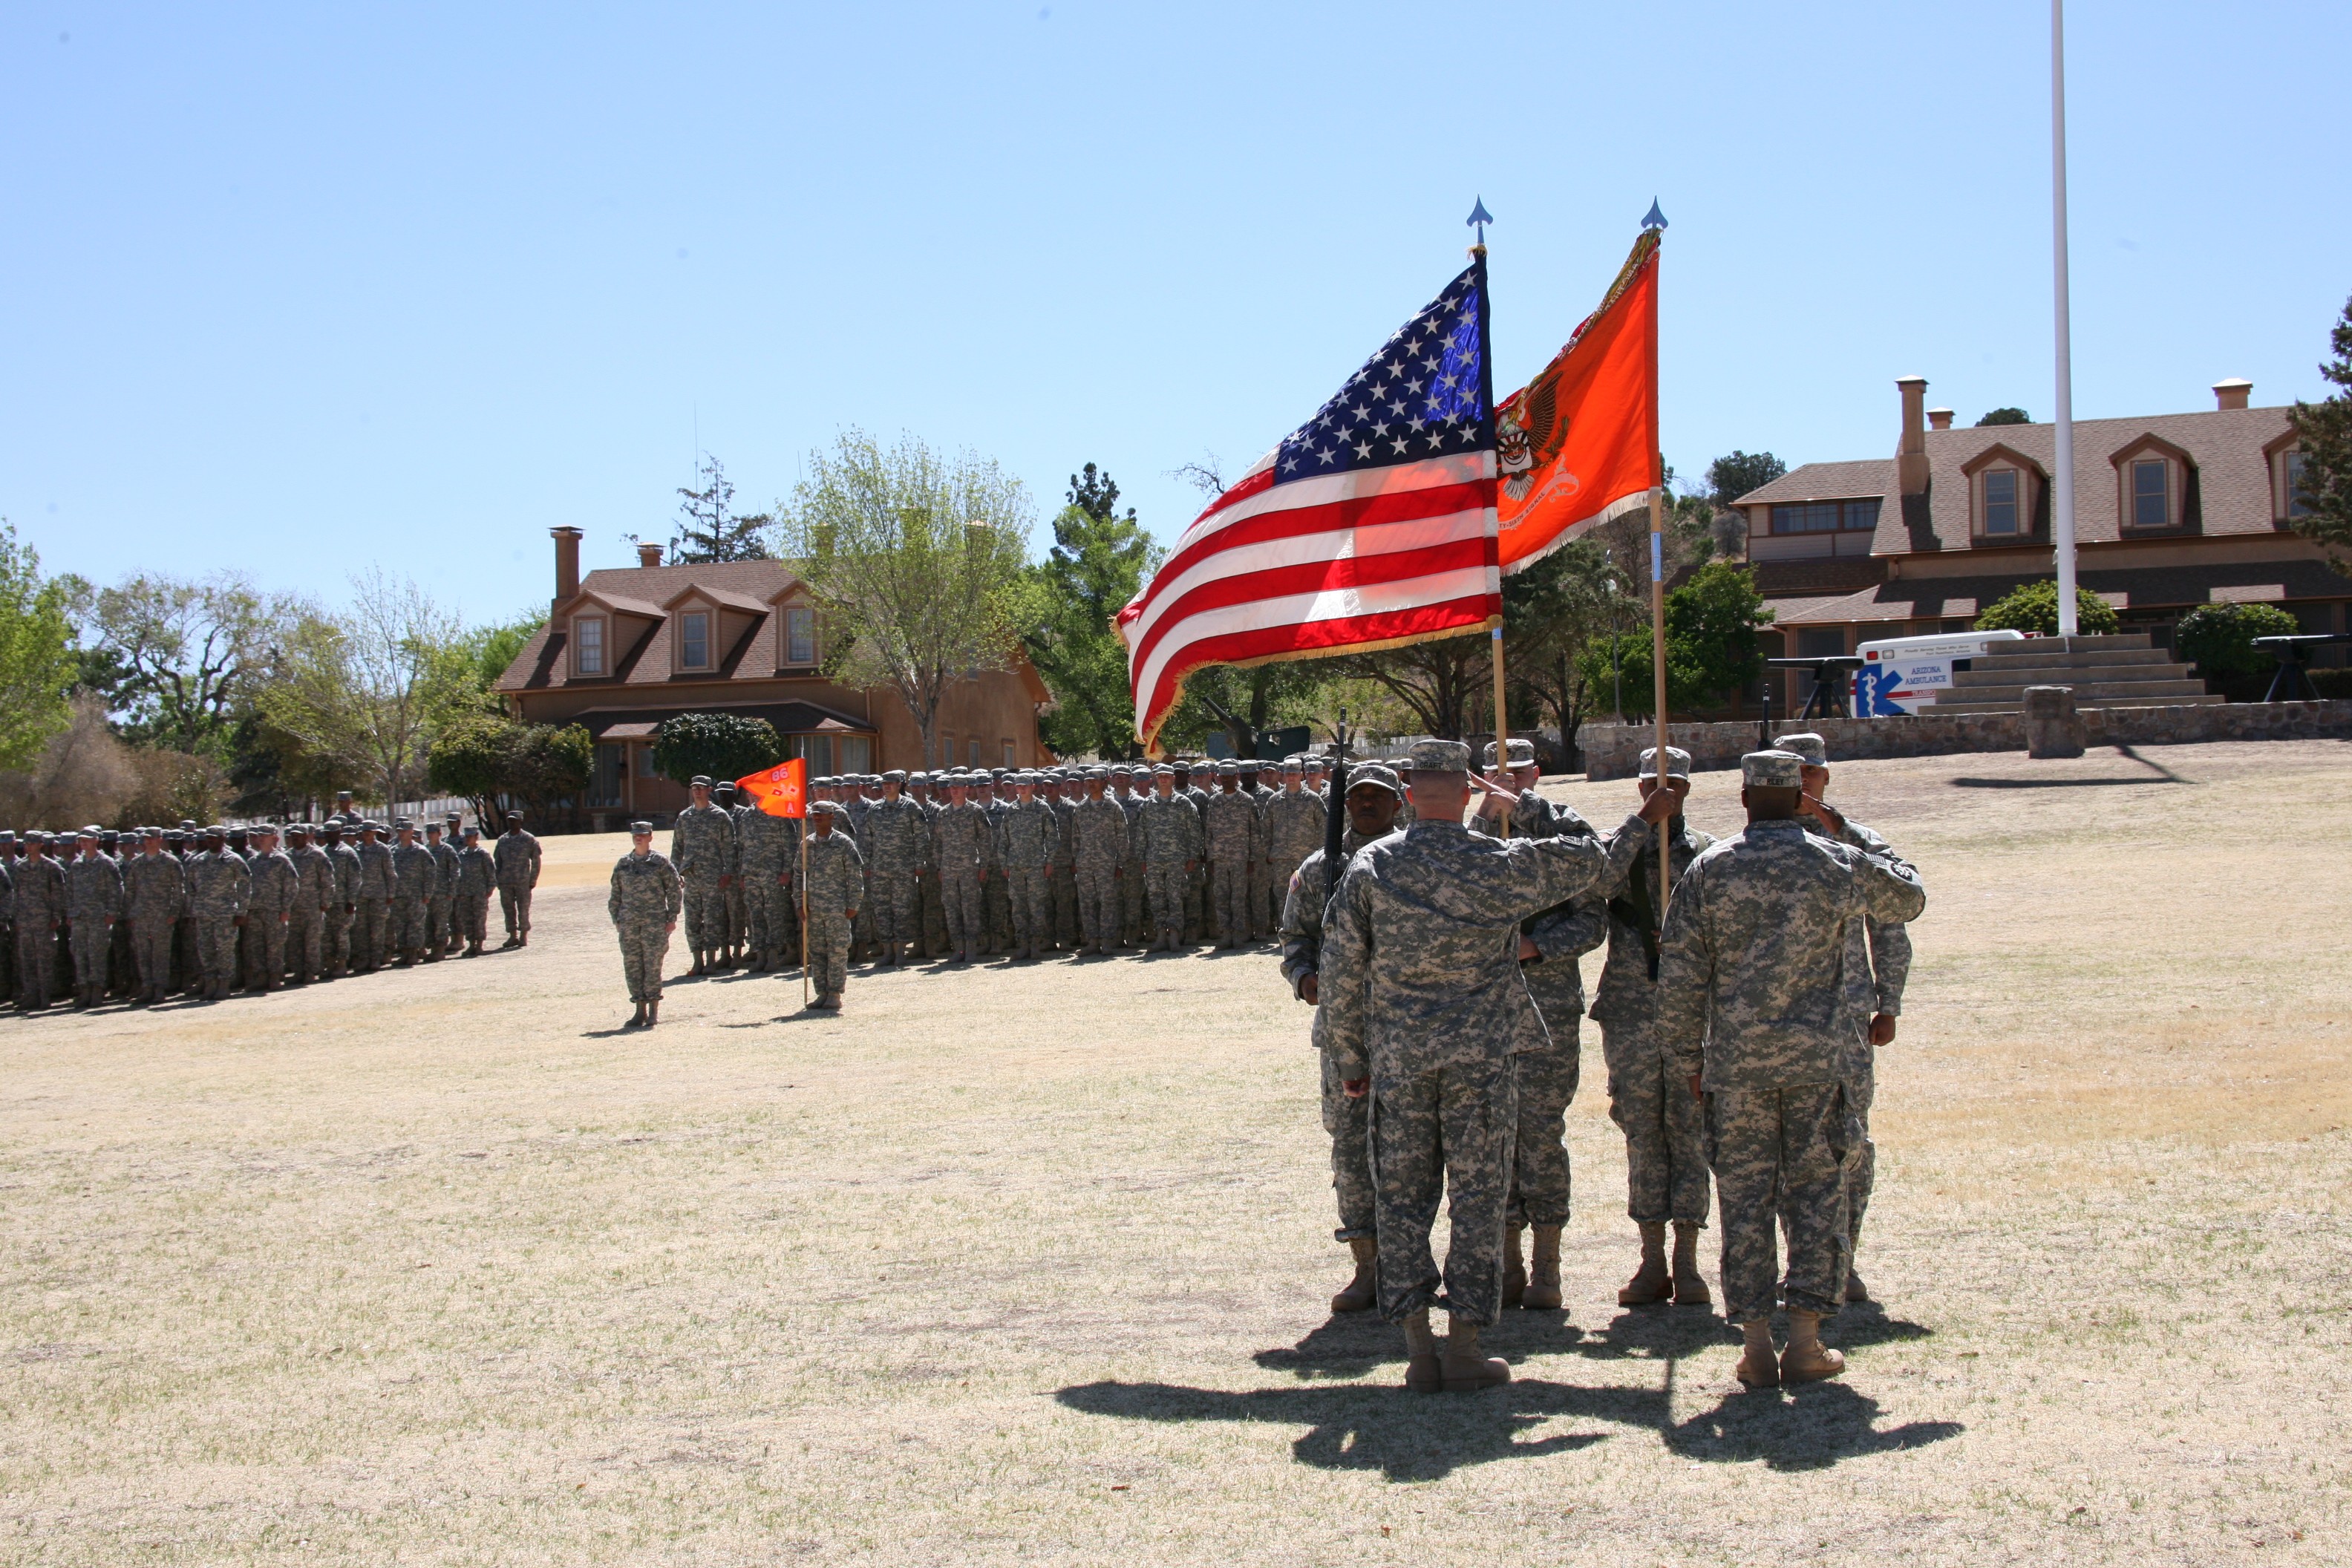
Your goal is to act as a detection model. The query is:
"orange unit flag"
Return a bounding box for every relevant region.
[736,757,808,818]
[1494,229,1661,574]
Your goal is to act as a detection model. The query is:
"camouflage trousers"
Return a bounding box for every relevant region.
[253,915,287,988]
[70,919,112,990]
[724,879,748,950]
[1209,860,1251,945]
[1120,855,1145,944]
[1601,1019,1712,1226]
[1368,1055,1519,1327]
[497,886,532,937]
[1703,1081,1860,1326]
[285,909,322,981]
[870,866,921,950]
[1257,860,1287,943]
[1321,1049,1376,1243]
[324,905,351,976]
[680,874,725,956]
[1004,867,1049,954]
[16,924,55,1007]
[1185,863,1206,943]
[131,916,176,999]
[1506,1036,1582,1229]
[939,872,984,956]
[354,899,390,970]
[806,910,851,1001]
[1074,865,1119,949]
[615,917,668,1002]
[1848,1052,1877,1250]
[742,870,792,963]
[193,917,240,999]
[1142,862,1187,948]
[454,892,489,949]
[983,868,1013,953]
[425,892,452,955]
[388,897,428,956]
[1050,863,1079,949]
[920,869,950,958]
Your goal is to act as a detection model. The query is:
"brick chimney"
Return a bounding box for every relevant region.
[1927,407,1954,431]
[2212,378,2252,411]
[637,542,664,569]
[550,526,583,612]
[1895,376,1930,495]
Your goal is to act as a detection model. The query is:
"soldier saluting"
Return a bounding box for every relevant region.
[1657,751,1926,1388]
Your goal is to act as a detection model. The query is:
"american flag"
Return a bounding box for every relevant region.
[1120,258,1500,754]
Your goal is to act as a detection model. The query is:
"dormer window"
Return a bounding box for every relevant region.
[575,615,606,676]
[785,606,816,665]
[1983,469,2019,536]
[2129,459,2170,529]
[2282,450,2313,520]
[680,611,711,670]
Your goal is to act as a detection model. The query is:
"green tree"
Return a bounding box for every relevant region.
[459,609,548,693]
[1502,538,1618,754]
[1705,450,1787,503]
[257,572,471,808]
[650,711,783,786]
[429,715,592,824]
[1574,561,1772,719]
[2287,295,2352,560]
[75,572,291,757]
[777,430,1033,769]
[1978,407,2032,426]
[1019,464,1162,760]
[1973,581,2120,636]
[0,520,78,770]
[2172,602,2299,680]
[666,456,772,564]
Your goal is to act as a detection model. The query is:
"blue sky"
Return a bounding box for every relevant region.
[5,1,2346,627]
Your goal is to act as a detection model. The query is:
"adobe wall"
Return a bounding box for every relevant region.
[1578,700,2352,780]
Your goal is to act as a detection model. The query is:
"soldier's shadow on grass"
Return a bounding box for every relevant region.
[1665,1382,1962,1470]
[1056,1378,1637,1480]
[1254,1311,1592,1381]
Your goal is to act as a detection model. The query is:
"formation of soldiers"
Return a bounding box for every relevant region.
[1287,732,1921,1394]
[0,795,545,1012]
[601,758,1340,1017]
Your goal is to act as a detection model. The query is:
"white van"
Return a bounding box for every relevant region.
[1852,630,2028,715]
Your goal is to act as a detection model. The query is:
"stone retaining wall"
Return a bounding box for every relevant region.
[1578,700,2352,780]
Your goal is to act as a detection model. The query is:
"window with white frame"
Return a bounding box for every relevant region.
[785,605,816,664]
[2129,459,2171,530]
[838,735,872,774]
[679,611,711,669]
[2284,451,2313,519]
[968,738,980,768]
[1002,739,1016,768]
[1980,468,2021,537]
[574,615,606,675]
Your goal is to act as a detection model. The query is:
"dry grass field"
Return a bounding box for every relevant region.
[4,739,2349,1566]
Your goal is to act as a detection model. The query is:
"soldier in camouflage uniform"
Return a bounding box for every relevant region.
[1175,763,1211,942]
[1578,747,1719,1307]
[387,821,438,967]
[454,826,495,956]
[993,772,1056,961]
[353,822,395,973]
[244,825,298,992]
[713,782,751,966]
[861,771,927,965]
[494,811,541,947]
[185,827,252,1002]
[100,830,134,998]
[932,774,989,963]
[1134,765,1198,953]
[422,821,459,962]
[13,833,65,1010]
[1048,771,1081,951]
[798,801,863,1009]
[63,829,124,1009]
[609,820,682,1028]
[1278,762,1403,1311]
[1071,768,1128,956]
[1657,749,1925,1388]
[1777,731,1915,1304]
[1322,741,1657,1391]
[1110,766,1147,947]
[321,823,360,978]
[124,828,186,1004]
[909,772,948,960]
[735,792,797,972]
[976,774,1013,956]
[284,824,333,983]
[0,832,16,1004]
[670,777,738,975]
[1260,758,1327,924]
[1201,762,1258,949]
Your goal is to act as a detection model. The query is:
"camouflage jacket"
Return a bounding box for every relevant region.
[326,842,362,904]
[1656,818,1927,1092]
[246,849,299,919]
[1260,789,1327,886]
[125,853,187,922]
[1812,815,1915,1018]
[11,856,65,924]
[428,840,463,897]
[184,849,251,921]
[492,829,540,889]
[1276,826,1388,1036]
[1133,794,1199,865]
[289,845,336,915]
[1581,816,1716,1030]
[800,832,864,919]
[1071,797,1128,869]
[1201,791,1256,860]
[390,843,438,902]
[454,844,496,898]
[994,799,1056,874]
[863,797,929,873]
[356,841,395,901]
[1319,819,1610,1081]
[608,849,682,927]
[933,803,990,877]
[736,809,799,878]
[670,804,736,880]
[64,854,125,923]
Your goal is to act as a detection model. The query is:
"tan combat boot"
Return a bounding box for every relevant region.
[1330,1238,1377,1313]
[1402,1308,1441,1392]
[644,999,660,1028]
[1501,1224,1527,1309]
[1735,1320,1780,1388]
[1844,1266,1871,1304]
[1440,1316,1510,1391]
[1619,1221,1671,1305]
[1672,1221,1712,1306]
[628,1001,646,1028]
[1523,1224,1564,1310]
[1781,1312,1845,1384]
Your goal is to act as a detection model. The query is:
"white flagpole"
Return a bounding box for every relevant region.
[2051,0,2080,637]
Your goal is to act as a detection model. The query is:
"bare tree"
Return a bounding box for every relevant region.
[777,431,1033,770]
[259,572,464,808]
[82,572,293,753]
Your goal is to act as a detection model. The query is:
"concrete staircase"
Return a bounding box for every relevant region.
[1930,633,2222,714]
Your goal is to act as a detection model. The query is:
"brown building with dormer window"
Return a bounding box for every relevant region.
[1731,376,2350,707]
[492,529,1053,823]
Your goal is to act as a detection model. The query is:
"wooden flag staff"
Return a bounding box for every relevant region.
[1644,203,1672,906]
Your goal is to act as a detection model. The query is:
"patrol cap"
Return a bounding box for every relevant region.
[1775,732,1829,768]
[908,771,930,785]
[1483,738,1538,768]
[506,811,523,823]
[713,780,737,794]
[882,770,907,784]
[143,824,166,838]
[1215,760,1240,776]
[1347,762,1405,797]
[690,775,713,788]
[1741,749,1805,789]
[392,817,413,830]
[79,823,101,837]
[1638,746,1692,780]
[1281,755,1304,773]
[205,824,229,836]
[23,829,48,843]
[629,819,654,834]
[1408,739,1471,773]
[462,826,480,840]
[424,820,442,834]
